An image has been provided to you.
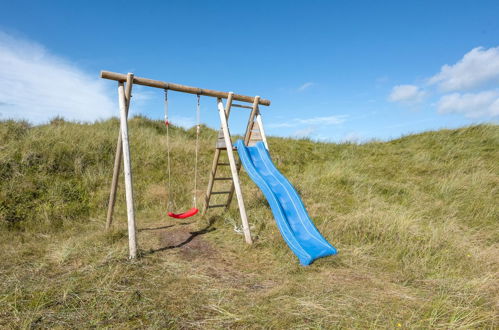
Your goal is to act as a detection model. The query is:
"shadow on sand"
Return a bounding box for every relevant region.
[145,217,217,255]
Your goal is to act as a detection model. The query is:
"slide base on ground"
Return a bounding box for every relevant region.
[236,140,337,265]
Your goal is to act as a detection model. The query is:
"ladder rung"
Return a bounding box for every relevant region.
[208,204,227,209]
[217,162,230,166]
[212,191,231,195]
[231,103,253,109]
[216,146,237,150]
[214,177,232,181]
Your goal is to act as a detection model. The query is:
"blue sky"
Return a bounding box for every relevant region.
[0,0,498,142]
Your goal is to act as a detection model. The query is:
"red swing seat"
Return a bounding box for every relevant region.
[168,207,199,219]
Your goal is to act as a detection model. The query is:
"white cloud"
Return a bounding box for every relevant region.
[297,82,314,92]
[428,46,499,92]
[0,31,115,124]
[269,114,347,128]
[131,87,155,103]
[128,86,156,117]
[436,90,499,118]
[376,76,389,84]
[387,46,499,119]
[342,131,363,143]
[388,84,426,104]
[300,114,346,125]
[171,115,196,128]
[293,126,316,137]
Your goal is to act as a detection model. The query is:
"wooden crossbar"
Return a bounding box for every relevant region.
[232,103,254,109]
[101,71,271,106]
[208,204,228,209]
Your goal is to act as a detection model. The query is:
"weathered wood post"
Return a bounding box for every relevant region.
[106,73,133,230]
[118,81,137,258]
[217,95,253,244]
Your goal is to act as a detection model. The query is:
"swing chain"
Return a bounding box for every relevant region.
[193,94,201,209]
[164,90,200,215]
[164,89,173,209]
[164,89,169,126]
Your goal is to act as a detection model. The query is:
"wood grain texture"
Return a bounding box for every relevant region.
[118,82,137,258]
[217,96,253,244]
[101,71,271,106]
[106,73,134,230]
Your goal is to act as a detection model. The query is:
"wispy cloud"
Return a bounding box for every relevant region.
[171,115,196,128]
[293,126,316,138]
[128,86,156,116]
[342,131,363,143]
[269,114,347,128]
[376,76,389,85]
[131,86,155,103]
[0,31,115,124]
[297,82,314,92]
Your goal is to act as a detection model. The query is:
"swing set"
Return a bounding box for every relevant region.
[102,71,270,258]
[102,71,336,265]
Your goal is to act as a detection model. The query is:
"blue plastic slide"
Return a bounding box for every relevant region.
[235,140,337,265]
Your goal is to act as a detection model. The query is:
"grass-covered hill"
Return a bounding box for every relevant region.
[0,117,498,328]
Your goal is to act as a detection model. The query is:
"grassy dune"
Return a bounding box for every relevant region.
[0,118,498,328]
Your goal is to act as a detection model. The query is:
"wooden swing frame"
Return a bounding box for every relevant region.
[101,71,271,258]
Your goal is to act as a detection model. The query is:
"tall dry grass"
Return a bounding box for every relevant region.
[0,117,497,328]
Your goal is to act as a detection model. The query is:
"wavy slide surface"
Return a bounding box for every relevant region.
[236,140,337,265]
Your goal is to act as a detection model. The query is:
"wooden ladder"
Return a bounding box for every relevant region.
[203,94,267,212]
[203,143,237,211]
[203,92,270,242]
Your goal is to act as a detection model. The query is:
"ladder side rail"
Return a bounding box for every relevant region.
[255,111,269,150]
[217,97,253,244]
[203,148,221,215]
[226,96,261,208]
[243,96,261,146]
[203,92,236,214]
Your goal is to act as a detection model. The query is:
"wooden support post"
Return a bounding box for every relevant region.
[243,96,261,146]
[224,92,234,117]
[217,96,252,244]
[225,96,261,208]
[106,73,134,230]
[204,92,235,214]
[118,81,137,258]
[255,113,269,150]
